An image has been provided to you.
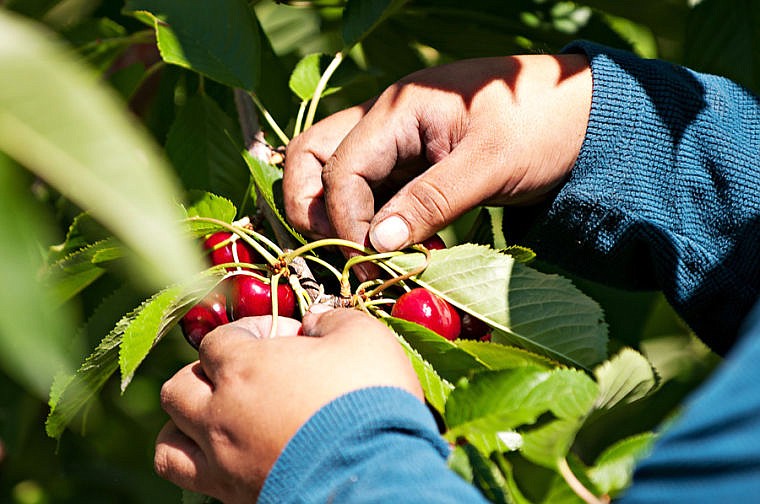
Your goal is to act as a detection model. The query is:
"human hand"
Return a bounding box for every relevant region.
[154,309,422,503]
[284,53,591,252]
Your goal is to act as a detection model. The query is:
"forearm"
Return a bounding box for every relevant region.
[259,387,488,503]
[518,41,760,354]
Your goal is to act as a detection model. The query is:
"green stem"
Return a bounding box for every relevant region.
[303,51,344,131]
[238,226,284,258]
[248,92,290,146]
[557,458,609,504]
[302,254,343,282]
[340,251,405,295]
[283,237,374,262]
[293,100,308,137]
[186,216,278,265]
[268,272,283,339]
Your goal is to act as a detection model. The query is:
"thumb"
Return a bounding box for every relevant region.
[369,145,493,252]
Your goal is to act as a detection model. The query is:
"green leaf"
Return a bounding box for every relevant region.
[520,419,582,470]
[0,9,204,290]
[390,326,452,414]
[454,340,555,371]
[386,245,608,368]
[46,272,221,438]
[384,317,488,382]
[588,432,656,497]
[46,327,121,439]
[289,53,342,101]
[119,273,222,391]
[684,0,760,93]
[448,444,510,504]
[501,245,536,264]
[593,348,657,410]
[183,190,238,222]
[243,150,307,245]
[44,238,124,304]
[342,0,407,49]
[165,94,250,207]
[445,367,597,456]
[0,156,79,399]
[124,0,262,91]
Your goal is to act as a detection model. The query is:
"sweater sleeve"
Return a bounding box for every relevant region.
[258,387,488,503]
[516,41,760,355]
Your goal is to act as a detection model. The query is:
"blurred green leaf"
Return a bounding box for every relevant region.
[0,9,204,290]
[44,237,124,304]
[0,156,79,399]
[124,0,262,91]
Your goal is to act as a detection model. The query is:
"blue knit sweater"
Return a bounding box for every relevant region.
[258,42,760,503]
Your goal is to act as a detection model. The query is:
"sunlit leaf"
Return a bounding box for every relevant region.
[589,432,656,496]
[289,53,341,101]
[243,151,307,245]
[387,245,608,368]
[389,326,452,414]
[594,348,657,410]
[124,0,261,91]
[119,273,222,391]
[384,317,488,382]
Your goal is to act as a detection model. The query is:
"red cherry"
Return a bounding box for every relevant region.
[391,288,461,340]
[458,310,491,340]
[180,291,229,349]
[229,275,296,319]
[203,232,256,269]
[421,234,446,250]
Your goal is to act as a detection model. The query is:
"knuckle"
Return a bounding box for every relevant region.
[404,178,454,228]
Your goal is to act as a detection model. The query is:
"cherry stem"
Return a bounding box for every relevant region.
[363,247,431,300]
[268,272,283,339]
[301,254,343,282]
[303,52,344,132]
[341,251,404,297]
[187,216,279,265]
[557,458,609,504]
[283,237,374,261]
[293,100,308,137]
[247,91,289,146]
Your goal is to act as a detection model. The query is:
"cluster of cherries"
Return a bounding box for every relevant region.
[390,235,492,342]
[180,231,491,350]
[179,232,296,349]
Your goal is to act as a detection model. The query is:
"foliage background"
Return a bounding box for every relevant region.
[0,0,756,502]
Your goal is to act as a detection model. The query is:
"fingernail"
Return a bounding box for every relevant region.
[370,216,409,251]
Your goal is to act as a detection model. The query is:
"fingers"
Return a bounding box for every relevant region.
[321,89,425,249]
[368,140,497,251]
[154,420,209,493]
[284,104,370,238]
[301,308,424,401]
[198,316,302,384]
